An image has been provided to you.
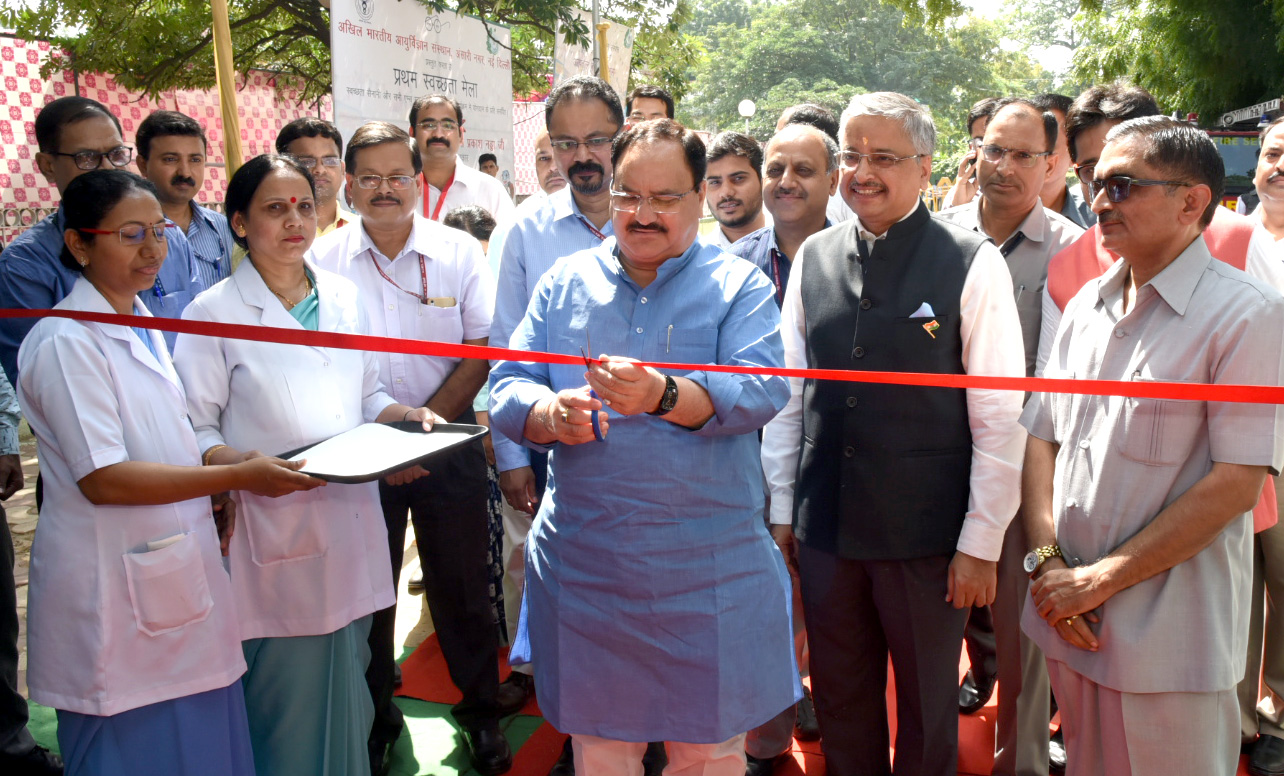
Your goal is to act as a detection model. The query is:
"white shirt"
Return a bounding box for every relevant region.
[417,159,517,225]
[172,260,397,640]
[761,206,1027,561]
[18,278,245,715]
[310,214,495,407]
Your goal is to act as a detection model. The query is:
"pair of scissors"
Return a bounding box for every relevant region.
[579,331,606,442]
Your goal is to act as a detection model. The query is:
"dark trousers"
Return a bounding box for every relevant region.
[964,605,998,682]
[366,413,499,744]
[798,544,968,776]
[0,504,35,758]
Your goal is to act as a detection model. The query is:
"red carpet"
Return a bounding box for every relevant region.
[397,634,1256,776]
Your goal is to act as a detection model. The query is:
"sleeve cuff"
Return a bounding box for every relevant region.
[956,518,1007,562]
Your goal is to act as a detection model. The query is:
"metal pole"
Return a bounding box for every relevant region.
[591,0,601,77]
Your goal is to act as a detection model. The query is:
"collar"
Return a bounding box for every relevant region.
[963,198,1048,244]
[853,200,923,242]
[61,276,177,384]
[769,219,831,260]
[601,236,702,289]
[1098,234,1211,317]
[352,214,425,264]
[423,158,477,192]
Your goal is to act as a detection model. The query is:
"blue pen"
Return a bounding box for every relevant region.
[580,331,605,442]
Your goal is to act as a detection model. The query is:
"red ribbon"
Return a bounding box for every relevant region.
[8,307,1284,405]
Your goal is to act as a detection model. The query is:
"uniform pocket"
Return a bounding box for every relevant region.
[1114,377,1204,467]
[242,491,330,566]
[122,532,214,637]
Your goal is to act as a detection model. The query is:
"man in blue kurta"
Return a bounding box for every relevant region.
[490,119,799,776]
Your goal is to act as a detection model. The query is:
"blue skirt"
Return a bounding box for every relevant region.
[56,681,255,776]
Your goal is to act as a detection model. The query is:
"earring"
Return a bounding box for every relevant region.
[77,256,87,267]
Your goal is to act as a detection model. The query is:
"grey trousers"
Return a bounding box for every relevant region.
[1237,474,1284,742]
[798,544,968,776]
[0,504,37,758]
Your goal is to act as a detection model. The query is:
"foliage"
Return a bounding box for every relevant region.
[678,0,1051,179]
[0,0,695,104]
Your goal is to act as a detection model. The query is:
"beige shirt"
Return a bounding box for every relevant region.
[1021,234,1284,693]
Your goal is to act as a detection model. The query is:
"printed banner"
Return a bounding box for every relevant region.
[552,8,634,105]
[331,1,515,184]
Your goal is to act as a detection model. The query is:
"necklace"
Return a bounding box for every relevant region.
[267,273,313,309]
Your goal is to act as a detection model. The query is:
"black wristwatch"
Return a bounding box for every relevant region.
[647,375,679,416]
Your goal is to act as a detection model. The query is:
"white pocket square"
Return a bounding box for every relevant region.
[909,302,936,318]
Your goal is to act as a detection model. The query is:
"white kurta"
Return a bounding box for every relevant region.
[172,260,397,640]
[17,278,246,716]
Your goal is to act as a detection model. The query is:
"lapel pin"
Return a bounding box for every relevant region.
[923,320,940,339]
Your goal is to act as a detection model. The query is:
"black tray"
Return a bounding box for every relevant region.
[276,421,489,483]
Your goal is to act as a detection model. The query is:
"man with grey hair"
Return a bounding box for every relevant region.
[762,91,1027,775]
[1024,115,1284,775]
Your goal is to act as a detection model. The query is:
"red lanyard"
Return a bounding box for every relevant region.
[370,251,430,304]
[422,170,456,221]
[576,215,607,241]
[769,247,785,306]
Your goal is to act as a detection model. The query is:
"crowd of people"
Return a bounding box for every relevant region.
[0,71,1281,776]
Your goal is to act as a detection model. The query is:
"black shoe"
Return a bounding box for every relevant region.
[407,570,425,593]
[745,753,782,776]
[394,663,403,688]
[958,669,995,715]
[642,741,667,776]
[462,724,513,776]
[497,672,535,717]
[1,745,63,775]
[548,737,575,776]
[1049,726,1066,775]
[794,685,820,741]
[1251,734,1284,776]
[369,737,395,776]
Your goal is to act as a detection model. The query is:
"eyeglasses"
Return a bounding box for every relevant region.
[292,156,343,170]
[354,174,416,190]
[78,221,173,245]
[980,145,1051,168]
[550,136,616,153]
[609,188,697,214]
[1089,175,1193,203]
[841,151,924,170]
[1073,162,1096,186]
[416,119,459,132]
[51,145,134,171]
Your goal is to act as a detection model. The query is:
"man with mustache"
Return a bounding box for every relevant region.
[729,121,837,776]
[135,110,234,288]
[489,116,796,776]
[309,122,508,776]
[1023,115,1284,776]
[410,94,515,224]
[704,131,770,250]
[775,103,854,226]
[761,91,1027,776]
[937,98,1082,776]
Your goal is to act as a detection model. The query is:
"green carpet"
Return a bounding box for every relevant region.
[26,696,542,776]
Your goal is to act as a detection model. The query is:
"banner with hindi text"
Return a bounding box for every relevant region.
[552,8,634,106]
[332,1,514,189]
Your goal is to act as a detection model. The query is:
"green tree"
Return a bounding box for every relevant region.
[0,0,693,103]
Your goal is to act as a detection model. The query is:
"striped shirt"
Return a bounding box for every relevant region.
[185,203,235,288]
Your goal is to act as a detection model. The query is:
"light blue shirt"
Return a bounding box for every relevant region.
[489,186,615,473]
[488,236,798,742]
[0,207,206,383]
[184,202,235,289]
[0,369,18,456]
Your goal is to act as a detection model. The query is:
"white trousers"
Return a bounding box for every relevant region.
[572,734,747,776]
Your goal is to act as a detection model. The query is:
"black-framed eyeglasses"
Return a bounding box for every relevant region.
[52,145,134,171]
[550,136,616,153]
[416,119,459,132]
[354,174,416,190]
[1089,175,1193,203]
[292,155,343,170]
[841,151,924,170]
[609,187,697,214]
[1073,161,1097,186]
[980,145,1051,168]
[78,221,173,245]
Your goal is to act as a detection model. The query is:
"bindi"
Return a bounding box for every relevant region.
[290,197,297,203]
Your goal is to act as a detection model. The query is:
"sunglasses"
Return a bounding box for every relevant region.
[1089,175,1193,203]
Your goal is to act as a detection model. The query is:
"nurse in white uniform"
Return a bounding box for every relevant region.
[17,170,324,776]
[172,155,438,776]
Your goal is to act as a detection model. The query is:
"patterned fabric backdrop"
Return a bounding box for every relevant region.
[0,35,331,243]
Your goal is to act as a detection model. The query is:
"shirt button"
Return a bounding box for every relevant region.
[860,299,872,310]
[846,396,858,408]
[843,445,856,458]
[640,296,648,304]
[1066,498,1078,509]
[323,362,329,367]
[1078,439,1090,450]
[1114,329,1125,338]
[388,304,395,310]
[853,346,865,358]
[636,327,644,334]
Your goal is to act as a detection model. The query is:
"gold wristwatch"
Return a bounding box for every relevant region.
[1023,544,1062,576]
